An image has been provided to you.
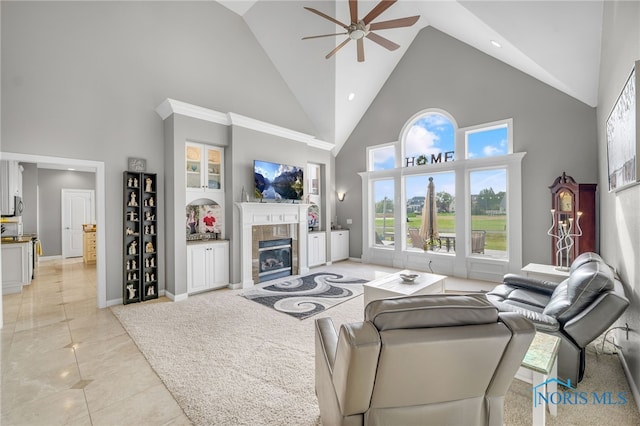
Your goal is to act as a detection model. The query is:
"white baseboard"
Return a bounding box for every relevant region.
[38,255,62,261]
[106,298,123,307]
[347,257,362,262]
[164,290,188,302]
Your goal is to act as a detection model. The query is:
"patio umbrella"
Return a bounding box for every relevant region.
[419,177,439,245]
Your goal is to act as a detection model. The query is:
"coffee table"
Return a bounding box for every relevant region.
[362,270,447,307]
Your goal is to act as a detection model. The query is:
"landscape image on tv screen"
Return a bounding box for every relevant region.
[254,160,304,201]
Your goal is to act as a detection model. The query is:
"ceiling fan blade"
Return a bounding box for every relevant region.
[302,32,348,40]
[357,38,365,62]
[366,31,400,51]
[349,0,358,24]
[362,0,397,25]
[369,15,420,31]
[304,7,348,29]
[326,38,352,60]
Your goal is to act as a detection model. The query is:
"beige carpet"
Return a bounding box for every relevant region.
[112,285,639,425]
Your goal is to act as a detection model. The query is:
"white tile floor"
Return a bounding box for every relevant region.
[1,258,190,426]
[1,258,494,425]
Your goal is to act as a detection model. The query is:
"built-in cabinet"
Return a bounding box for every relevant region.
[123,172,159,304]
[331,230,350,262]
[308,232,326,267]
[1,241,30,294]
[186,142,224,193]
[0,160,23,216]
[187,240,229,294]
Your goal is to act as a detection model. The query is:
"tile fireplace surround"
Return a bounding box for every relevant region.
[237,202,311,287]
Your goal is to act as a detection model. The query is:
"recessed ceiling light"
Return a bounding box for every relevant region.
[490,40,502,48]
[347,92,356,101]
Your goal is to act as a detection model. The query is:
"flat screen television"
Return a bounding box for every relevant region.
[254,160,304,201]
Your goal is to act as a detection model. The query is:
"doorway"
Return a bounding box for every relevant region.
[0,152,106,317]
[61,189,95,258]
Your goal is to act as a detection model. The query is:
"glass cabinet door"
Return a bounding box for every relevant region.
[186,144,203,190]
[206,147,222,190]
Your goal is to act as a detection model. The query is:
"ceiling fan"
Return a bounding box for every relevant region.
[302,0,420,62]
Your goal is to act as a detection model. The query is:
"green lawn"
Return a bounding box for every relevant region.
[376,213,507,251]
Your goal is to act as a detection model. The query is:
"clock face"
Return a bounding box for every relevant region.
[559,191,573,211]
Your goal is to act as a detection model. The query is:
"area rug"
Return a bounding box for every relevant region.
[240,272,367,319]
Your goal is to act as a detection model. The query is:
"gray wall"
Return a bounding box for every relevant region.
[37,169,95,256]
[597,0,640,397]
[1,2,316,302]
[336,27,598,262]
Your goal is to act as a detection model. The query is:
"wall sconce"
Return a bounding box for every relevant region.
[337,192,346,202]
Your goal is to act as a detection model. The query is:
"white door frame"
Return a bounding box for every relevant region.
[0,152,107,309]
[61,188,95,258]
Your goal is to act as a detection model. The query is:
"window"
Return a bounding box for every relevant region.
[469,169,507,259]
[403,111,455,166]
[405,172,456,253]
[368,144,396,171]
[361,113,521,280]
[373,179,394,246]
[466,123,510,159]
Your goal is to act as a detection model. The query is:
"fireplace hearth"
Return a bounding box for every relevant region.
[258,238,292,282]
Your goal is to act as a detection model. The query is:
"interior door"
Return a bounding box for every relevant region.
[62,189,94,258]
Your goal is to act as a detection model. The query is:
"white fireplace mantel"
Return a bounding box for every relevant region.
[236,202,311,287]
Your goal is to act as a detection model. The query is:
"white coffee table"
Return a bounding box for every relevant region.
[363,270,447,307]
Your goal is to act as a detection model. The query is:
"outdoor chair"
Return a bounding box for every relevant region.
[471,230,486,254]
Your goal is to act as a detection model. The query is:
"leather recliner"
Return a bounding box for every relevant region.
[486,252,629,384]
[315,294,535,426]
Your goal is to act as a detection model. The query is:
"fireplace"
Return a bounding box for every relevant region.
[237,202,311,288]
[258,238,292,282]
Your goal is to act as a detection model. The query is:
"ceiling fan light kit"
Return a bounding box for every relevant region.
[302,0,419,63]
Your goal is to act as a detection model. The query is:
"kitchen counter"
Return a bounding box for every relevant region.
[1,236,33,244]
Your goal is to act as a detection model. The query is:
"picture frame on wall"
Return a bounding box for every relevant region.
[606,60,639,192]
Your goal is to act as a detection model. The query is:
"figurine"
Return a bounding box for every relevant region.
[126,227,135,235]
[150,257,155,268]
[145,211,155,221]
[133,177,138,187]
[147,286,155,296]
[143,199,148,207]
[129,192,137,207]
[145,177,153,193]
[150,225,155,235]
[126,260,130,270]
[145,272,150,282]
[128,177,133,187]
[128,211,137,221]
[149,197,154,207]
[131,259,136,270]
[127,272,132,281]
[128,240,137,255]
[151,273,155,282]
[126,284,137,299]
[132,272,137,280]
[145,241,154,253]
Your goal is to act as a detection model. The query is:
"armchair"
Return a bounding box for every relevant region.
[315,294,535,425]
[486,252,629,384]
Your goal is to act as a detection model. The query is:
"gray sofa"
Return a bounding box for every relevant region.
[486,252,629,384]
[315,294,535,425]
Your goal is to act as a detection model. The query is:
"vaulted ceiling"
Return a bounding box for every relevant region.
[218,1,603,154]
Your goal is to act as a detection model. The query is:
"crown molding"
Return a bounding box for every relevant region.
[156,98,333,151]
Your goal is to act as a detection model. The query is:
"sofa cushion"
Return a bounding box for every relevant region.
[543,259,614,323]
[365,294,498,331]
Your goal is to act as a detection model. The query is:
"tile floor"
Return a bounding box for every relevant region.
[1,258,190,426]
[1,258,496,425]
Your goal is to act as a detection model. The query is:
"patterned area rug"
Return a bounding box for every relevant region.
[241,272,367,319]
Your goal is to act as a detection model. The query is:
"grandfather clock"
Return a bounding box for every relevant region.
[549,172,597,267]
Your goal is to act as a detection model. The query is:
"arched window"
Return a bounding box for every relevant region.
[360,110,524,283]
